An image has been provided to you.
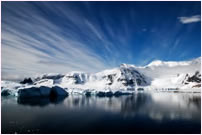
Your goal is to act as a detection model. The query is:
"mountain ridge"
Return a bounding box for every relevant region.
[1,57,201,96]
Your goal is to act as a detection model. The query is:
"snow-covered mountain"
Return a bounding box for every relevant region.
[136,57,201,89]
[31,57,200,90]
[1,57,201,97]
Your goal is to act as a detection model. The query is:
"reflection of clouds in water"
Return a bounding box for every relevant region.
[63,93,201,121]
[13,92,200,121]
[63,95,123,112]
[145,93,201,120]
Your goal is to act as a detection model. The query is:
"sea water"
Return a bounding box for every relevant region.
[1,92,201,133]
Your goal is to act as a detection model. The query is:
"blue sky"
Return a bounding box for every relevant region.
[1,1,201,80]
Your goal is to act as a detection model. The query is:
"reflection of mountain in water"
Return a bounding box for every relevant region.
[62,93,201,121]
[120,93,152,116]
[15,92,201,121]
[137,93,200,121]
[188,96,201,108]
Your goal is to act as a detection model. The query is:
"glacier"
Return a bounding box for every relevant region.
[1,57,201,97]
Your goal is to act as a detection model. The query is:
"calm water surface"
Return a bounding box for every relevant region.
[1,92,201,134]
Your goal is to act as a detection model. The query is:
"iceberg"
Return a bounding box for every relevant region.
[18,86,68,98]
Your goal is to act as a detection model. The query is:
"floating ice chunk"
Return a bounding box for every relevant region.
[18,87,42,98]
[1,89,12,96]
[40,86,51,97]
[18,86,68,98]
[51,86,68,96]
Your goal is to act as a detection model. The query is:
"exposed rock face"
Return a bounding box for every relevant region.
[70,74,84,84]
[33,79,53,86]
[182,71,201,85]
[35,74,64,81]
[117,65,148,87]
[61,73,89,85]
[20,78,33,84]
[192,84,201,88]
[103,74,116,85]
[187,71,201,83]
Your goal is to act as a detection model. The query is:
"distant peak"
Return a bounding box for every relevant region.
[119,63,134,68]
[146,58,200,67]
[120,63,128,67]
[147,60,163,67]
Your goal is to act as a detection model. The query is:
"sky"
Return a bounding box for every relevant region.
[1,1,201,80]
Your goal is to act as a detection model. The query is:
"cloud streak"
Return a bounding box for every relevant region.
[1,2,133,80]
[1,2,201,80]
[178,15,201,24]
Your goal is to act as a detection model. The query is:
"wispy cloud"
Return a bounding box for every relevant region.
[1,2,132,80]
[178,15,201,24]
[1,2,200,80]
